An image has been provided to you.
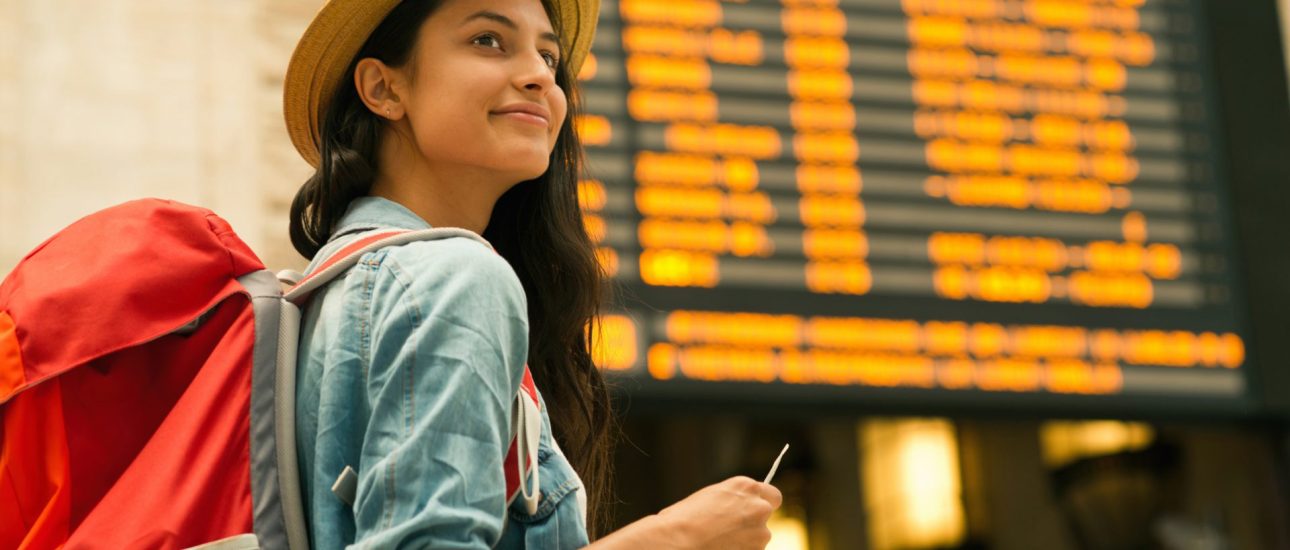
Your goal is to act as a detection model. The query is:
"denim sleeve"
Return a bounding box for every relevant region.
[348,238,529,550]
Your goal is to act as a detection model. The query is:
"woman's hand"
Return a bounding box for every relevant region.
[588,476,783,550]
[657,476,783,549]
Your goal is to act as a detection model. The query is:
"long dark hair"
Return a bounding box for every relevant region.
[287,0,616,537]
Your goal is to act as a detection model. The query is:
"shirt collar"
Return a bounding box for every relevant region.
[302,196,434,274]
[331,195,432,237]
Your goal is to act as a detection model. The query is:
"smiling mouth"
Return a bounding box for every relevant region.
[494,111,548,128]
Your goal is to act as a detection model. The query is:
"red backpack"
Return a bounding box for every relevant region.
[0,199,541,550]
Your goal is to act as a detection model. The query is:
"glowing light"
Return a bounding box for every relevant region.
[577,52,598,80]
[622,25,708,57]
[861,418,966,550]
[636,186,722,219]
[782,7,846,35]
[724,157,760,191]
[576,115,612,146]
[907,48,978,80]
[928,232,986,266]
[726,192,777,224]
[650,311,1240,378]
[1068,270,1153,308]
[676,345,779,383]
[577,179,606,212]
[639,219,728,252]
[997,53,1084,88]
[907,17,968,48]
[621,26,762,65]
[582,213,606,243]
[619,0,721,27]
[1085,58,1127,91]
[914,79,1123,118]
[629,89,718,122]
[914,109,1014,142]
[709,28,764,65]
[788,70,853,100]
[666,310,803,348]
[794,132,860,163]
[635,151,719,187]
[785,36,850,69]
[595,247,619,277]
[1024,1,1140,31]
[665,123,783,159]
[1122,211,1147,242]
[797,164,861,194]
[901,0,1000,19]
[1045,359,1123,394]
[639,249,719,287]
[791,101,856,131]
[766,508,810,550]
[976,357,1042,391]
[803,229,869,260]
[1068,30,1156,66]
[647,343,678,380]
[925,321,969,356]
[932,265,1052,303]
[799,195,865,227]
[626,55,711,89]
[634,187,776,225]
[805,260,872,295]
[1041,421,1155,468]
[590,315,638,371]
[729,221,775,257]
[805,317,919,352]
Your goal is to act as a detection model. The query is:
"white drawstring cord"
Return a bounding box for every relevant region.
[515,390,541,514]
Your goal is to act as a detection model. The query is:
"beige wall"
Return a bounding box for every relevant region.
[0,0,317,275]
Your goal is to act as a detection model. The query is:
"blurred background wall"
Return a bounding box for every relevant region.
[0,0,315,273]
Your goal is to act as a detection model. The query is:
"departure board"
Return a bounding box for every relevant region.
[575,0,1250,412]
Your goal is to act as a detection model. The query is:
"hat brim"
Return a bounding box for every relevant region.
[283,0,598,168]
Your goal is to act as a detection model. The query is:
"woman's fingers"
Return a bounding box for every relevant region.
[726,475,783,510]
[651,476,785,549]
[757,482,783,510]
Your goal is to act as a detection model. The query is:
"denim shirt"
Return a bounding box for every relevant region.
[295,196,590,549]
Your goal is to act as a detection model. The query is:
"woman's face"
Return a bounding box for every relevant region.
[398,0,567,183]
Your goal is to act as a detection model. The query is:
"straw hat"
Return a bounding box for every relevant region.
[283,0,599,168]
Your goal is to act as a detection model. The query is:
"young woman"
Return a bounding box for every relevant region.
[283,0,783,547]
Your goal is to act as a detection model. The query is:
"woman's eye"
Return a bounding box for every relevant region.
[473,33,557,69]
[473,34,501,48]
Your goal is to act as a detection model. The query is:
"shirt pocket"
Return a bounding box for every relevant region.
[505,420,590,549]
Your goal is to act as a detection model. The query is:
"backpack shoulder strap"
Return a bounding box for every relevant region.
[283,227,491,305]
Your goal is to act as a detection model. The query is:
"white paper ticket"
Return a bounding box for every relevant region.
[763,444,790,484]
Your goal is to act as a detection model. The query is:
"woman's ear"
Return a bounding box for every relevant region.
[354,58,406,120]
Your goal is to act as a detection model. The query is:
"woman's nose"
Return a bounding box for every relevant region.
[515,51,557,93]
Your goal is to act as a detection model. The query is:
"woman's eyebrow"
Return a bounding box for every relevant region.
[462,10,560,47]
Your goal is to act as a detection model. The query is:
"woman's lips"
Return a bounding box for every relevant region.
[494,111,548,127]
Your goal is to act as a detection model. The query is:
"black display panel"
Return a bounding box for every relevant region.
[575,0,1257,415]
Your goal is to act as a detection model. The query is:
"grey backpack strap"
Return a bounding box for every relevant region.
[273,294,310,550]
[237,270,296,550]
[283,228,491,306]
[273,227,492,536]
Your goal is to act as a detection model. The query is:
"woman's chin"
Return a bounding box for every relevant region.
[494,153,551,180]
